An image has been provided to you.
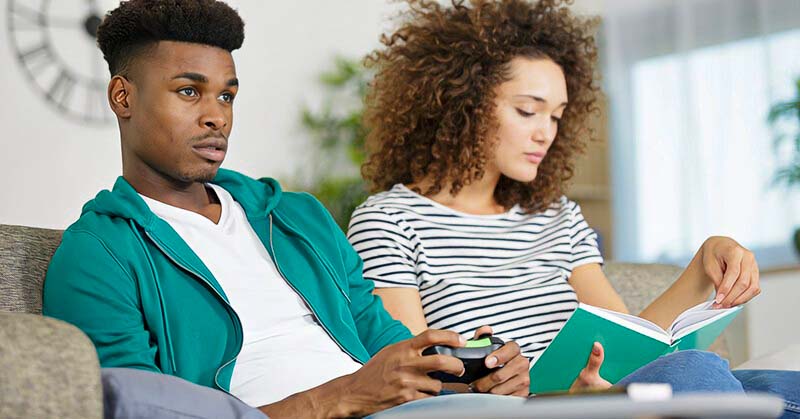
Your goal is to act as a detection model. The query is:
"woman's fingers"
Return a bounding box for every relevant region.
[570,342,610,391]
[714,250,760,309]
[584,341,604,375]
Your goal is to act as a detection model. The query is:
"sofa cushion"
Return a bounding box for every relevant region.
[0,224,63,313]
[0,312,102,419]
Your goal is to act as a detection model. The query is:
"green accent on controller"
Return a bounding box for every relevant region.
[465,338,491,348]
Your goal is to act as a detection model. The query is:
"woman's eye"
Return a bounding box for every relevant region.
[178,87,197,97]
[551,116,561,123]
[516,109,534,117]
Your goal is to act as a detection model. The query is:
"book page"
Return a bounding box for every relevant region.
[579,303,671,343]
[669,301,742,340]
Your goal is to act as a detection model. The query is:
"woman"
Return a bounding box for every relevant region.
[348,0,799,414]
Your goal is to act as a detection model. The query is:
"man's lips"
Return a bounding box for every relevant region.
[192,137,227,162]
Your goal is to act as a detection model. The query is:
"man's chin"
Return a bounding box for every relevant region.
[195,172,218,184]
[179,167,220,184]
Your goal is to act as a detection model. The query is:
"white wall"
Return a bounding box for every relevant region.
[0,1,402,229]
[743,270,800,361]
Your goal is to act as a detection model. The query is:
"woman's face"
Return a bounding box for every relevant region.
[489,57,568,183]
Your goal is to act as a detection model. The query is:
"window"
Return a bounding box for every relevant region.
[602,0,800,266]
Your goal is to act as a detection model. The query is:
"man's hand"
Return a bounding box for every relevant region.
[700,236,761,308]
[569,341,612,392]
[338,329,467,416]
[468,326,530,397]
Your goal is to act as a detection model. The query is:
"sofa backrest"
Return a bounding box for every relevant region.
[0,224,63,313]
[603,262,683,314]
[0,223,730,357]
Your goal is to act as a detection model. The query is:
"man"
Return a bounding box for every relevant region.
[42,1,530,417]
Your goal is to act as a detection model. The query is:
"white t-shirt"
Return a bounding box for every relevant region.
[140,184,361,407]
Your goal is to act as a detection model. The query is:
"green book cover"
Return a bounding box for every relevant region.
[529,301,742,394]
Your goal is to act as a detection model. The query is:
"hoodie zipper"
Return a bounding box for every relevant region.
[268,214,363,365]
[144,231,243,393]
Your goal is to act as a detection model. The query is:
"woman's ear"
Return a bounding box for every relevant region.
[108,75,132,119]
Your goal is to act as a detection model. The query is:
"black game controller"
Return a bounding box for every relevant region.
[422,335,505,384]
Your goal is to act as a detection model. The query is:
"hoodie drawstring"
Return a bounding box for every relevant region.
[130,220,178,373]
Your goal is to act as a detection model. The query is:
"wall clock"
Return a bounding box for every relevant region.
[7,0,116,125]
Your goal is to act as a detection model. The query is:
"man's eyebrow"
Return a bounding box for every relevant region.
[513,94,568,107]
[172,72,208,83]
[171,73,238,88]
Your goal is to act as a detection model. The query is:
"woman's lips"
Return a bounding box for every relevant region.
[525,152,545,164]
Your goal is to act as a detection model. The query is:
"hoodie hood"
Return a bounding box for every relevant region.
[82,168,283,226]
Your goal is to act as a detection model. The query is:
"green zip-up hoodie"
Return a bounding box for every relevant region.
[43,169,412,391]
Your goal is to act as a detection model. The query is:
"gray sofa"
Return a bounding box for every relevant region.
[0,224,747,418]
[0,224,102,419]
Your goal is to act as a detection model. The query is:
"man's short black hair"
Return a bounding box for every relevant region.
[97,0,245,76]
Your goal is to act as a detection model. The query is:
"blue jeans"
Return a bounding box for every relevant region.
[617,350,800,419]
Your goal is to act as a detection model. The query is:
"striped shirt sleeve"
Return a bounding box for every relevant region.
[567,200,604,270]
[347,204,419,289]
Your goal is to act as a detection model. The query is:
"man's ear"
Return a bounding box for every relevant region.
[108,75,133,119]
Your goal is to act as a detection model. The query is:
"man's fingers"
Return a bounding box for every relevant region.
[483,373,530,396]
[471,354,529,393]
[415,354,465,376]
[485,340,520,368]
[411,329,465,351]
[414,375,445,396]
[472,325,493,340]
[395,389,436,405]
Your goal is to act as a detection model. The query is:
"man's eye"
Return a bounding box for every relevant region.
[178,87,198,97]
[219,93,235,103]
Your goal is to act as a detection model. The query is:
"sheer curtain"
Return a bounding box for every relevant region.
[601,0,800,265]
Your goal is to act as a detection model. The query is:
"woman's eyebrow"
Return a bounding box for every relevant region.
[513,94,568,107]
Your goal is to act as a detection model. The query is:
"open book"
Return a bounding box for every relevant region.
[529,301,742,394]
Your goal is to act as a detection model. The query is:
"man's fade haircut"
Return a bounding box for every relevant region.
[96,0,245,76]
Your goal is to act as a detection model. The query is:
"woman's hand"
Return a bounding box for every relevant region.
[569,342,612,392]
[699,236,761,308]
[468,326,531,397]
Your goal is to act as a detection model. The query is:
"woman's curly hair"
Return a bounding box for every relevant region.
[362,0,599,213]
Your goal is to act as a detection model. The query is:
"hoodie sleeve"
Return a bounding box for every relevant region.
[43,229,160,372]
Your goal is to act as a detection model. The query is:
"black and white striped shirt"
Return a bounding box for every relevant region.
[347,184,603,363]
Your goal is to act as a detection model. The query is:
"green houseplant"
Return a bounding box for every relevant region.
[767,77,800,255]
[299,57,371,231]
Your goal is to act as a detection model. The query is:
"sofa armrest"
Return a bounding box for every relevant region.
[0,312,102,419]
[734,344,800,371]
